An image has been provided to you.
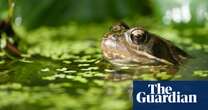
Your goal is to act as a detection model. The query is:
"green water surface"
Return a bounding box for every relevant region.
[0,19,208,110]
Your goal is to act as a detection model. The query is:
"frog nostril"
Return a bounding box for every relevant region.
[105,34,117,41]
[111,36,117,41]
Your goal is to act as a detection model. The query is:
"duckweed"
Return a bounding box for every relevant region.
[0,18,207,110]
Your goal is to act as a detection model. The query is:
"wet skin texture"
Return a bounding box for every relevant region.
[101,22,189,67]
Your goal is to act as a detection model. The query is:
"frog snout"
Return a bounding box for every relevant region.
[102,36,117,49]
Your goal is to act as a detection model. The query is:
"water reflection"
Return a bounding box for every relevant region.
[0,50,208,85]
[177,51,208,80]
[104,51,208,81]
[0,49,207,110]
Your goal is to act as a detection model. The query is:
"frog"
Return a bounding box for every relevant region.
[101,22,189,73]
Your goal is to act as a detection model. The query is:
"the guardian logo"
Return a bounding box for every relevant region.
[136,83,197,103]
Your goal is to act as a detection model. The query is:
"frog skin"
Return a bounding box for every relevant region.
[101,22,189,68]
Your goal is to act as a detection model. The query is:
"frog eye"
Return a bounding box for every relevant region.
[129,29,149,44]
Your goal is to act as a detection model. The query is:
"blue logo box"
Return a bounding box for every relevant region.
[133,81,208,110]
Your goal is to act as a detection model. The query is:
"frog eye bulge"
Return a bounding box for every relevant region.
[110,22,130,32]
[129,29,149,44]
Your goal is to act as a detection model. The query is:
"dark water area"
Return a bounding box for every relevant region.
[0,45,207,109]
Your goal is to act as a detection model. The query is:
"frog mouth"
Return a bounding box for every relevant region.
[130,49,174,65]
[101,35,173,65]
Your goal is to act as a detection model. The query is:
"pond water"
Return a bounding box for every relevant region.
[0,21,208,110]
